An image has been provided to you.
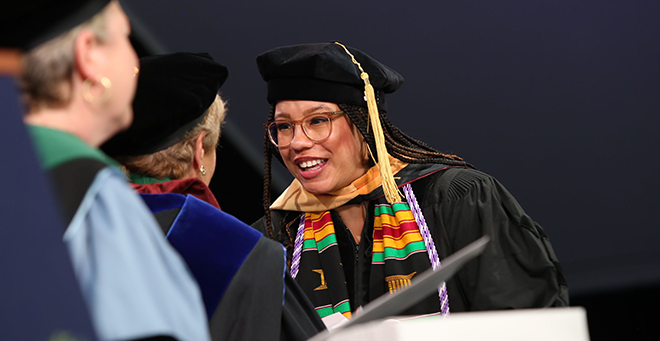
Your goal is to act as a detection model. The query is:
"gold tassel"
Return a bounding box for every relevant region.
[334,42,402,203]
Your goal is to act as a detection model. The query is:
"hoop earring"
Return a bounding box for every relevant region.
[200,165,206,176]
[82,76,112,104]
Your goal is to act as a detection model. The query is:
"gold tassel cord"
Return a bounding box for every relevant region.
[334,42,402,203]
[363,79,401,203]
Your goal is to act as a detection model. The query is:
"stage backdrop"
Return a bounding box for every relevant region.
[123,0,660,297]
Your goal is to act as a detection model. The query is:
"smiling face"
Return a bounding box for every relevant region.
[275,100,370,195]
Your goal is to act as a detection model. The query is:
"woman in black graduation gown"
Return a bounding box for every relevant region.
[102,52,325,341]
[252,42,569,319]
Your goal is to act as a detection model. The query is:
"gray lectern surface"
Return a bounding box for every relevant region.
[309,236,490,341]
[323,307,590,341]
[0,77,96,340]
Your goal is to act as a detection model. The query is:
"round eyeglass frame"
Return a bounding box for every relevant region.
[266,111,345,148]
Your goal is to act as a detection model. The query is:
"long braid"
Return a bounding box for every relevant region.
[262,125,275,240]
[263,106,294,252]
[339,104,475,168]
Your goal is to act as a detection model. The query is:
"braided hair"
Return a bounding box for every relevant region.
[262,103,475,249]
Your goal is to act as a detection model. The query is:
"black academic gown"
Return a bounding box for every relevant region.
[253,163,569,315]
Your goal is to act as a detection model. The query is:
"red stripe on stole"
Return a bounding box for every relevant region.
[380,219,417,228]
[373,230,420,244]
[312,212,333,232]
[382,229,420,242]
[376,220,420,239]
[373,222,383,241]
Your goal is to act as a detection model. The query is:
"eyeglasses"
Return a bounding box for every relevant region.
[267,111,345,147]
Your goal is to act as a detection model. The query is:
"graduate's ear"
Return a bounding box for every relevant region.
[192,132,206,172]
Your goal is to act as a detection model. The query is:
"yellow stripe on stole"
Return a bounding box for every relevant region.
[310,212,330,223]
[304,228,315,240]
[372,230,423,252]
[382,230,423,249]
[314,222,336,242]
[374,220,418,231]
[376,210,416,227]
[303,212,335,241]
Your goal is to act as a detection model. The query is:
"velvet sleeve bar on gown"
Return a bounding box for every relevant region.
[418,168,569,312]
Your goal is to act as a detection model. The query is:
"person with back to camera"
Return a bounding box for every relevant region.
[252,42,569,320]
[102,52,326,341]
[1,1,210,340]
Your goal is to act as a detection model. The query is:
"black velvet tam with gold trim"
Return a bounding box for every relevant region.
[256,42,404,111]
[102,52,228,157]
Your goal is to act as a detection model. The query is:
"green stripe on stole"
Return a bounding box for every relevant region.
[302,235,338,251]
[316,301,351,318]
[315,306,334,318]
[374,202,412,216]
[316,234,337,251]
[383,241,426,259]
[334,301,351,315]
[302,239,317,250]
[372,203,427,263]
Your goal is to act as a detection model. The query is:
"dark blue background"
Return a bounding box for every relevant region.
[123,0,660,297]
[4,0,657,339]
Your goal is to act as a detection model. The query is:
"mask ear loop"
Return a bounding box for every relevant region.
[334,42,402,203]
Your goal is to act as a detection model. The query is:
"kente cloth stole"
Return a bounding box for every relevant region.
[292,211,353,319]
[291,184,450,319]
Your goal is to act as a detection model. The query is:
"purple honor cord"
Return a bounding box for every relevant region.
[403,183,449,316]
[290,215,305,279]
